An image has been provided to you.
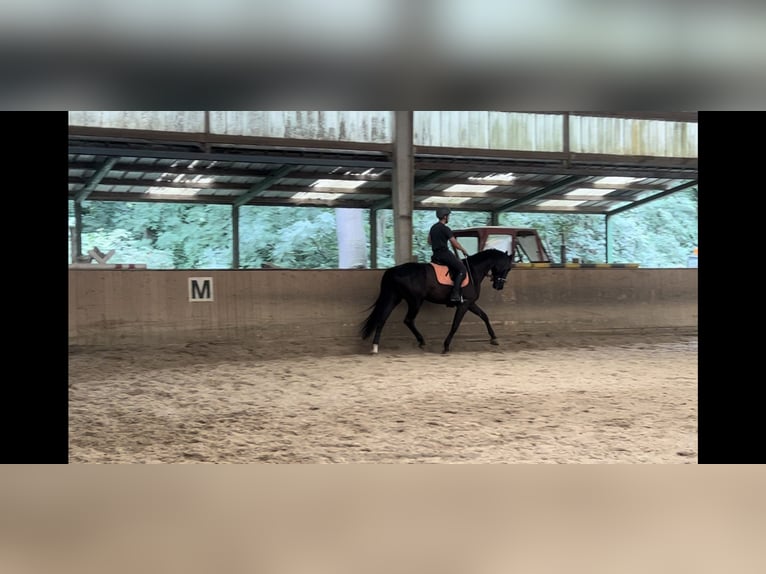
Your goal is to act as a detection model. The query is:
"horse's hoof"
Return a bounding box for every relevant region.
[418,342,426,349]
[442,348,450,354]
[490,339,499,346]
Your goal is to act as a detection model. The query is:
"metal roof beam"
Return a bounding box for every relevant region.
[373,169,449,210]
[606,180,697,216]
[79,191,380,210]
[68,125,393,154]
[67,177,392,199]
[77,191,626,215]
[233,165,295,207]
[415,160,695,180]
[70,160,392,182]
[411,202,524,213]
[68,145,392,169]
[574,181,666,191]
[74,157,118,203]
[496,175,589,212]
[76,160,678,190]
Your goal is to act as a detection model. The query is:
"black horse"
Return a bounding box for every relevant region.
[361,249,513,354]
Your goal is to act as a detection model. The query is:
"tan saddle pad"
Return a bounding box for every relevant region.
[430,263,470,287]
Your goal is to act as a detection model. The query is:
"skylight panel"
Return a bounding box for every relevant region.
[147,187,201,196]
[310,179,365,189]
[145,171,214,196]
[537,199,586,207]
[347,168,384,178]
[292,192,345,200]
[420,182,498,205]
[153,172,213,185]
[594,176,640,185]
[467,172,515,184]
[566,187,615,197]
[444,184,497,193]
[295,177,365,200]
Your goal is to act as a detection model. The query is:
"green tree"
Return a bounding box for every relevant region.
[69,188,696,270]
[608,189,698,267]
[239,207,340,268]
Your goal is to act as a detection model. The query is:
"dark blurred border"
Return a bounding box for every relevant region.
[2,1,765,110]
[1,464,765,574]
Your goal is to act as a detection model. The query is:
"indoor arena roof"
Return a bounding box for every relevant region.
[68,119,698,216]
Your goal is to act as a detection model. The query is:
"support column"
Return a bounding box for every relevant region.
[369,208,378,269]
[392,111,414,264]
[605,214,613,263]
[563,112,570,168]
[74,201,83,260]
[232,204,240,269]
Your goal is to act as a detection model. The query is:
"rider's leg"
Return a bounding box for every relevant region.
[448,259,466,302]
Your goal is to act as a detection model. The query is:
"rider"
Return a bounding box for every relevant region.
[428,207,470,304]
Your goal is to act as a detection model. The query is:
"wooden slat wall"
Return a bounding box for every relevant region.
[414,111,564,152]
[68,111,698,158]
[69,268,698,347]
[67,111,394,143]
[67,111,206,132]
[207,111,393,143]
[569,116,698,157]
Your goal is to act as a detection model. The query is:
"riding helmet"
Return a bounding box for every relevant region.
[436,207,451,219]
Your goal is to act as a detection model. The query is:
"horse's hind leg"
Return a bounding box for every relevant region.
[371,295,402,354]
[402,298,426,348]
[468,302,499,345]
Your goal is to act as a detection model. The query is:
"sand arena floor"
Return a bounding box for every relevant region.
[68,331,697,463]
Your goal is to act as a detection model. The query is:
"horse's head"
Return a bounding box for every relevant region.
[489,251,513,290]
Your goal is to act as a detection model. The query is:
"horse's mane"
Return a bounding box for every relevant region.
[467,248,506,264]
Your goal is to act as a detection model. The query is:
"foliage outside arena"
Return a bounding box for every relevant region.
[69,188,697,269]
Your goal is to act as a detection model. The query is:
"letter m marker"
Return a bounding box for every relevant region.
[189,277,214,302]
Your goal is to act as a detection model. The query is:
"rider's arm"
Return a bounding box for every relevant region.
[449,236,469,256]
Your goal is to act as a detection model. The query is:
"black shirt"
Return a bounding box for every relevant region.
[429,221,453,252]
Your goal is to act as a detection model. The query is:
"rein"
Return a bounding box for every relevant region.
[462,256,475,287]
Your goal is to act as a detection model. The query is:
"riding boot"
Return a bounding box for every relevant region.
[450,272,465,303]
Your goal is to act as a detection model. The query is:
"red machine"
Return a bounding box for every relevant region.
[451,226,552,264]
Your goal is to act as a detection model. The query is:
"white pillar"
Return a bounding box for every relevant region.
[336,208,367,268]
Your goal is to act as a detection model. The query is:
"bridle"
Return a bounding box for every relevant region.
[469,252,511,288]
[490,258,511,288]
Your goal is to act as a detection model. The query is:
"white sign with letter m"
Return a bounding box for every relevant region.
[189,277,214,302]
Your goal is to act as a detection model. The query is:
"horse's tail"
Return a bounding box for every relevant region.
[360,269,396,340]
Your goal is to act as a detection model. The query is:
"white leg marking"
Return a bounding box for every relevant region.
[371,344,379,354]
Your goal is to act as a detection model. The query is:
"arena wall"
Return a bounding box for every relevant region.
[68,269,697,349]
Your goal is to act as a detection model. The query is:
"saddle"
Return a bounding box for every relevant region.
[430,263,470,287]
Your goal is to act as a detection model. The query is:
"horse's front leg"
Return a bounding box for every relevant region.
[468,302,499,345]
[442,304,470,354]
